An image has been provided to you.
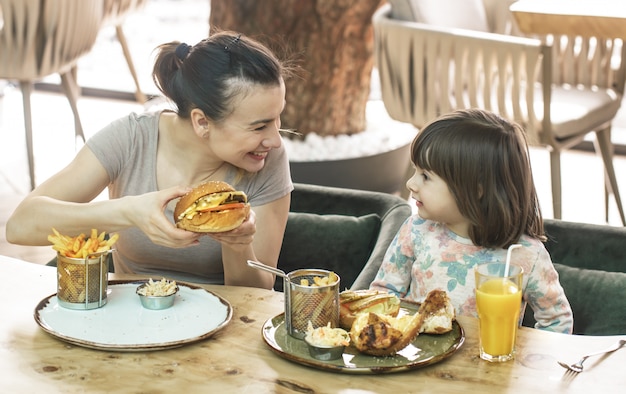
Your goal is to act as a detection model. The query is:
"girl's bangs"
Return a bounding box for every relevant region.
[412,135,447,173]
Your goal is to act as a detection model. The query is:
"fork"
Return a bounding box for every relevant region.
[558,339,626,374]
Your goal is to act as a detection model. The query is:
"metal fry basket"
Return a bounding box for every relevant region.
[56,251,109,310]
[284,269,340,339]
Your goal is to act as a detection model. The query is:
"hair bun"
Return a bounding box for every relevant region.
[175,43,191,60]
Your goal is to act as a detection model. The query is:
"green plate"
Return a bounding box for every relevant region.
[261,301,464,374]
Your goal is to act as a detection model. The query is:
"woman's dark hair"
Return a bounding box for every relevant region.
[411,109,545,248]
[152,31,287,121]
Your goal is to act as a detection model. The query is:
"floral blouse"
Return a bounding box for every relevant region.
[370,216,573,334]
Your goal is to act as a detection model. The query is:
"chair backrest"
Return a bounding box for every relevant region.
[482,0,520,35]
[276,183,412,291]
[547,34,626,95]
[0,0,103,79]
[373,4,550,145]
[102,0,148,26]
[389,0,519,35]
[373,2,626,147]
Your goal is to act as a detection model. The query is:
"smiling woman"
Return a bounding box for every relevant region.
[5,31,294,289]
[202,81,287,176]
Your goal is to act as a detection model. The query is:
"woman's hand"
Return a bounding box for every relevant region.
[219,195,289,288]
[207,209,257,251]
[127,186,203,248]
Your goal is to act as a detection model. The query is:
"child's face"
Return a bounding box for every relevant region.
[406,166,470,238]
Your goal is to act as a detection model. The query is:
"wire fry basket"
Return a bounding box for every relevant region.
[285,269,340,339]
[56,251,110,310]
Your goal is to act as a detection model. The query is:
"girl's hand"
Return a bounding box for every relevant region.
[128,186,202,248]
[207,209,256,251]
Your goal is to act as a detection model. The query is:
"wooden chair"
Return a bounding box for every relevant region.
[102,0,149,103]
[374,1,626,224]
[0,0,104,190]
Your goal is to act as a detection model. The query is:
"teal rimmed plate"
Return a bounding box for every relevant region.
[261,301,464,374]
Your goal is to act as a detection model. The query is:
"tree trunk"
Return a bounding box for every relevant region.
[209,0,384,137]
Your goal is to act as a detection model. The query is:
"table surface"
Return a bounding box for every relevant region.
[510,0,626,38]
[1,255,624,393]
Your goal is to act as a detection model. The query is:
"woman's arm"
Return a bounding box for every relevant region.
[6,147,200,248]
[211,193,290,289]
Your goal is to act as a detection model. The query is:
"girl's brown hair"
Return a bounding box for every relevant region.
[411,109,545,248]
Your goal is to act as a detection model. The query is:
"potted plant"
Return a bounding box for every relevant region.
[209,0,414,194]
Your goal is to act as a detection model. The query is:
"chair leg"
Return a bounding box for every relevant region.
[59,70,86,145]
[605,187,610,223]
[594,128,626,226]
[116,24,147,104]
[19,81,36,191]
[549,150,562,220]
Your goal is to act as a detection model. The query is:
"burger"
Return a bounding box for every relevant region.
[174,181,250,233]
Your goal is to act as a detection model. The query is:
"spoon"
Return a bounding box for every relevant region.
[246,260,289,281]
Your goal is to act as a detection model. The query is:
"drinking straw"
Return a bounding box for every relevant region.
[504,244,522,276]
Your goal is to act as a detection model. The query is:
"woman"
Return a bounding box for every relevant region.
[7,32,293,288]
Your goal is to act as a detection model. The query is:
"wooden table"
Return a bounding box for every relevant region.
[1,255,624,393]
[510,0,626,38]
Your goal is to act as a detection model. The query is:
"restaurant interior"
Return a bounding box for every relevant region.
[0,1,625,392]
[2,0,626,263]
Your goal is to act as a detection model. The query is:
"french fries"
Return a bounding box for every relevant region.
[48,228,119,258]
[138,278,178,297]
[290,272,340,334]
[299,272,339,287]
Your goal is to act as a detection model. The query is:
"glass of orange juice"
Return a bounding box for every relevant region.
[475,263,523,362]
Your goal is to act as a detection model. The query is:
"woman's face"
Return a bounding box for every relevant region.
[208,80,286,173]
[406,165,470,237]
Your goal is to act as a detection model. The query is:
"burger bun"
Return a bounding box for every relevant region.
[174,181,250,233]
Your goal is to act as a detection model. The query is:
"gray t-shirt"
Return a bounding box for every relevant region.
[87,110,293,283]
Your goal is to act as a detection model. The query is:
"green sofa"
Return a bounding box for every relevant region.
[528,219,626,335]
[350,217,626,336]
[282,185,625,335]
[276,183,413,291]
[46,182,625,336]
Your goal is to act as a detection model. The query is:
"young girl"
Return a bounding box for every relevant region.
[370,109,573,334]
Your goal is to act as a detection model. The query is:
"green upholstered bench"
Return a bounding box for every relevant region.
[522,219,626,335]
[276,183,412,291]
[350,216,626,336]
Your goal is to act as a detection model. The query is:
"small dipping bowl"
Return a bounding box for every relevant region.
[136,283,179,310]
[304,338,346,361]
